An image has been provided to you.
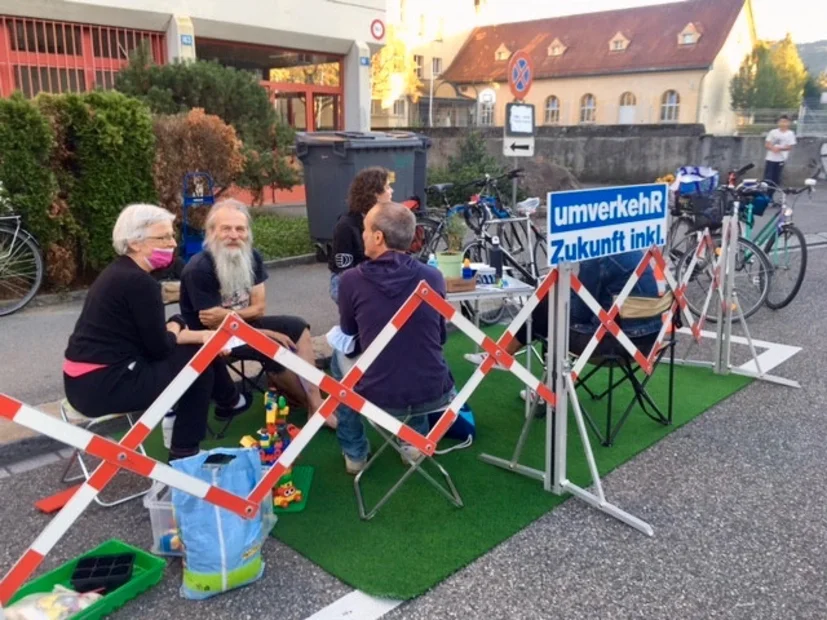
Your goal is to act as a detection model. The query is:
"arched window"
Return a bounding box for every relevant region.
[544,96,560,124]
[580,93,596,123]
[661,90,680,122]
[619,92,636,107]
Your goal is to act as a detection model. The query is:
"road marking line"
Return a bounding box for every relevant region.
[678,328,802,374]
[304,590,403,620]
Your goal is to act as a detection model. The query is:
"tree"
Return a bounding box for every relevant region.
[371,25,423,109]
[426,131,510,205]
[771,34,808,108]
[730,36,808,110]
[115,44,298,199]
[152,109,246,218]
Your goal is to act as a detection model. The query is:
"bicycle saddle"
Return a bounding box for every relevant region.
[428,183,454,193]
[516,197,541,213]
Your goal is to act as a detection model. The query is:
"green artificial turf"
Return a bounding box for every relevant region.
[141,330,751,600]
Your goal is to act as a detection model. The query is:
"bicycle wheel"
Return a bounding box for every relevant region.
[667,215,696,263]
[411,218,442,261]
[462,203,488,235]
[532,236,549,281]
[0,226,44,316]
[677,234,771,322]
[462,240,506,325]
[763,224,807,310]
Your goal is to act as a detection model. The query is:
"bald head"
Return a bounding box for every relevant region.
[363,202,416,258]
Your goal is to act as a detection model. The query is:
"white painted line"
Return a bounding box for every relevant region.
[677,328,802,375]
[736,341,801,374]
[304,590,403,620]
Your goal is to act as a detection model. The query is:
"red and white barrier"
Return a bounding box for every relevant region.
[568,243,704,382]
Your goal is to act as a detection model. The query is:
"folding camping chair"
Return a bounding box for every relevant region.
[57,399,152,507]
[224,356,268,395]
[353,406,464,521]
[575,293,680,447]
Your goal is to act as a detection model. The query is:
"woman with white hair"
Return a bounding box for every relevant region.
[63,203,250,461]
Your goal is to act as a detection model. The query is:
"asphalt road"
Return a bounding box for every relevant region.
[1,188,825,407]
[1,246,825,619]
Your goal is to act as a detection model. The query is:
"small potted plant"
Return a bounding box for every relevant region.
[437,213,466,279]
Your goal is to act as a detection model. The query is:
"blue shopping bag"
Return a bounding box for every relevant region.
[171,448,265,600]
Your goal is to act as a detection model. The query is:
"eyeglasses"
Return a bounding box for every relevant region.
[145,234,176,242]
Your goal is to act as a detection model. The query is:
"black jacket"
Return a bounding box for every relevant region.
[328,212,365,274]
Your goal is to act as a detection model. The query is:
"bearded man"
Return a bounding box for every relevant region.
[179,199,335,428]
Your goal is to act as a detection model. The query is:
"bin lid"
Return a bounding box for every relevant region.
[295,130,428,150]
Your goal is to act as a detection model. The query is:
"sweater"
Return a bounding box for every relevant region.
[65,256,176,365]
[338,251,454,409]
[328,212,366,274]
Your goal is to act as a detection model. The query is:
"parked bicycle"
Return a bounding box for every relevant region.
[462,169,547,279]
[410,169,545,274]
[735,176,815,309]
[406,170,544,325]
[675,163,774,322]
[0,192,45,317]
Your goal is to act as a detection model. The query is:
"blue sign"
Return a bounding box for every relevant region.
[180,34,193,46]
[511,58,531,93]
[546,184,668,265]
[360,56,370,66]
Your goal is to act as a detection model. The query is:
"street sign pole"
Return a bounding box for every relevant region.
[504,50,536,165]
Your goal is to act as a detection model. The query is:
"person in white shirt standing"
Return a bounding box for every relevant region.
[763,114,797,187]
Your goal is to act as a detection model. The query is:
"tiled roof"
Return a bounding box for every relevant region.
[441,0,747,83]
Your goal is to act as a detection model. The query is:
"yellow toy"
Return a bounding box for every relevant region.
[273,469,303,508]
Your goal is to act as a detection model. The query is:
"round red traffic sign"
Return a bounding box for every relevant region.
[508,50,534,100]
[370,19,385,40]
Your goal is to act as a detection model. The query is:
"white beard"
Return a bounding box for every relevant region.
[207,238,254,303]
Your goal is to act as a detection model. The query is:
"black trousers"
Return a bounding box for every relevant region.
[64,345,238,451]
[229,315,309,373]
[763,160,784,187]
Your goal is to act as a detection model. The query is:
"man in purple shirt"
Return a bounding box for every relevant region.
[333,202,455,474]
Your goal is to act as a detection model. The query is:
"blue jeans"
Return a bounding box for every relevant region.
[329,272,340,304]
[330,351,456,461]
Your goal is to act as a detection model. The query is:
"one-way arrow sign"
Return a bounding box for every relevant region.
[503,136,535,157]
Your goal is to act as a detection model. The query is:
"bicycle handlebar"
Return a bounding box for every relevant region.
[734,163,755,178]
[783,186,813,196]
[468,168,524,189]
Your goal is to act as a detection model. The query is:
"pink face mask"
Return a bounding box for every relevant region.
[146,248,174,270]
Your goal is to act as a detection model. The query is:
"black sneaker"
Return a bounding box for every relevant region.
[215,391,254,420]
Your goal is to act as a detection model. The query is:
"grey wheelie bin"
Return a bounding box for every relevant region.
[295,131,431,259]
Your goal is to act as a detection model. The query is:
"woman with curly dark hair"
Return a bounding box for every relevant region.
[328,166,393,302]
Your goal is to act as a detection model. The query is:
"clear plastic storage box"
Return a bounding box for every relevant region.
[143,482,276,557]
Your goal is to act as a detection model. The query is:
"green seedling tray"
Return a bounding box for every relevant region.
[7,539,166,619]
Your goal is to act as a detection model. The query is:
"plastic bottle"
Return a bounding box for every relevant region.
[490,235,503,281]
[427,253,439,269]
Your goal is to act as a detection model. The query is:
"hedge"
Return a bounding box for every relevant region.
[0,94,59,247]
[37,91,157,272]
